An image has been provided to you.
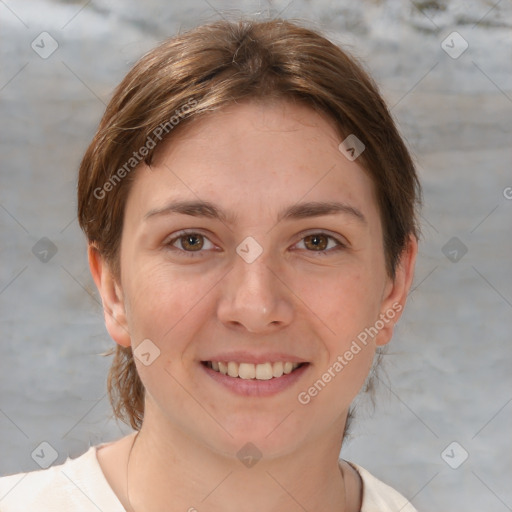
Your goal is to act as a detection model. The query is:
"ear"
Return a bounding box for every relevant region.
[88,244,131,348]
[375,234,418,346]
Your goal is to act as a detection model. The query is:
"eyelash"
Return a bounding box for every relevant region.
[164,230,347,258]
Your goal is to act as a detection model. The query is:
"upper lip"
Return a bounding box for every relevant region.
[201,351,309,365]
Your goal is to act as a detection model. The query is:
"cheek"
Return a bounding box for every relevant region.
[295,265,382,393]
[298,265,383,343]
[124,263,208,393]
[296,269,378,410]
[124,260,208,345]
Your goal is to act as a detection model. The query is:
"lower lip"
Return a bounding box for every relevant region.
[200,362,310,397]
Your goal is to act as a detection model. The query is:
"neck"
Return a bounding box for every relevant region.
[124,416,355,512]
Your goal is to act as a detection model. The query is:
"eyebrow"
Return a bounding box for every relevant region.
[144,199,367,225]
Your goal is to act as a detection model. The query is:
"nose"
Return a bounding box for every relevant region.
[216,250,294,334]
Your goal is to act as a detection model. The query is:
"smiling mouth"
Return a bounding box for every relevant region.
[202,361,308,380]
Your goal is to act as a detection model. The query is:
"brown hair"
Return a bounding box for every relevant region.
[78,17,421,431]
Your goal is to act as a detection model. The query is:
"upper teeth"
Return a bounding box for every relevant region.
[209,361,301,380]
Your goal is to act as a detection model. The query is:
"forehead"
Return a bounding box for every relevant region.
[125,99,380,229]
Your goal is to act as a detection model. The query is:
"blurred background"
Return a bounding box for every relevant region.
[1,0,511,510]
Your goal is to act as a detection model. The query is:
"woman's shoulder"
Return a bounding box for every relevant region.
[0,443,125,512]
[349,462,418,512]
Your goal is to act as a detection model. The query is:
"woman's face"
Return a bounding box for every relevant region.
[96,99,414,458]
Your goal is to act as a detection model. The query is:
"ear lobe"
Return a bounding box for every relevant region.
[88,244,131,348]
[375,234,418,346]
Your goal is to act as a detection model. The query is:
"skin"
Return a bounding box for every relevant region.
[89,99,417,512]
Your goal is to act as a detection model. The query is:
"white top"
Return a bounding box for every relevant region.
[0,444,418,511]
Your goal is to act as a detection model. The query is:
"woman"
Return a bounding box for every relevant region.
[0,17,421,511]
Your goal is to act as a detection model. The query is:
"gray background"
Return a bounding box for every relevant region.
[1,0,511,510]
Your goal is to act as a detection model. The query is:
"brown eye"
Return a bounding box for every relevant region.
[165,230,216,258]
[179,233,204,251]
[295,232,345,255]
[303,234,329,251]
